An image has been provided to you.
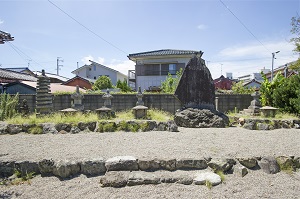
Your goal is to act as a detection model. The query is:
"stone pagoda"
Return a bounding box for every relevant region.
[36,70,53,115]
[96,89,114,118]
[71,85,84,111]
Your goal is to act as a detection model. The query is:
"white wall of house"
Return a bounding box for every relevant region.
[117,72,127,82]
[136,75,176,91]
[74,65,120,85]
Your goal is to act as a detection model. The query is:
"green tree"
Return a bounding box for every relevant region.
[272,74,300,114]
[290,16,300,71]
[161,68,183,93]
[231,81,255,94]
[92,75,113,90]
[116,79,131,92]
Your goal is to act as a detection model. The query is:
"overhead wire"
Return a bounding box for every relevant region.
[47,0,128,55]
[7,41,42,71]
[219,0,271,54]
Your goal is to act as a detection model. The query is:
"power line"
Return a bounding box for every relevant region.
[47,0,128,55]
[219,0,271,54]
[7,41,42,71]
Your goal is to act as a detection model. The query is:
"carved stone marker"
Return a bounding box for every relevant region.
[71,85,84,111]
[132,87,148,119]
[175,55,215,110]
[36,69,53,115]
[18,99,29,116]
[174,56,229,128]
[96,89,113,118]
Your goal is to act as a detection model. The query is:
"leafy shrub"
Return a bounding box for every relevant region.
[0,93,19,121]
[103,122,117,132]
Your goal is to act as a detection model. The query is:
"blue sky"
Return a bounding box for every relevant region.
[0,0,299,79]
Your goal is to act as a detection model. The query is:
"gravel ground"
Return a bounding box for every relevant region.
[0,127,300,198]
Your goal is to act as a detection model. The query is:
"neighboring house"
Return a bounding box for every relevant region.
[264,61,298,80]
[238,72,263,82]
[127,49,202,91]
[242,79,261,90]
[0,68,37,83]
[71,60,127,85]
[213,75,235,90]
[4,81,86,94]
[62,75,93,90]
[33,71,69,83]
[5,67,35,76]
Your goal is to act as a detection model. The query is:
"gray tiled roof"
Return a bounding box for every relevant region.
[128,49,203,58]
[0,68,37,82]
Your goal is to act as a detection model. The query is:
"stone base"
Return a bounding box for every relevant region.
[174,108,229,128]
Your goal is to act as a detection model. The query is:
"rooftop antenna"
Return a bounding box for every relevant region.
[56,57,63,75]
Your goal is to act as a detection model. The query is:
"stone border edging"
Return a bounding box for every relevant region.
[0,120,179,135]
[1,155,299,181]
[231,117,300,130]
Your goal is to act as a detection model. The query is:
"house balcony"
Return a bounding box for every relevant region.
[128,70,136,82]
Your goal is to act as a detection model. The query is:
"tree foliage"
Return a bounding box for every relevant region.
[231,81,255,94]
[161,68,183,93]
[92,76,113,90]
[260,72,285,106]
[116,79,131,92]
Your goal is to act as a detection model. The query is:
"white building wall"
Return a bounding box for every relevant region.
[137,75,175,91]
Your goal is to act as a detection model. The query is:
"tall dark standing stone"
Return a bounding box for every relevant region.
[36,69,53,116]
[174,55,229,128]
[175,55,215,110]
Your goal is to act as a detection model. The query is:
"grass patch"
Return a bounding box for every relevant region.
[28,126,43,134]
[1,169,36,186]
[205,180,212,189]
[226,110,299,120]
[216,170,225,182]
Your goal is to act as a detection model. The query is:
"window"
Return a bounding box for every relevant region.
[169,64,176,75]
[94,76,96,79]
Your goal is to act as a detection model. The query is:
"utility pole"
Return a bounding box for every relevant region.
[56,57,63,75]
[271,51,280,81]
[220,63,223,76]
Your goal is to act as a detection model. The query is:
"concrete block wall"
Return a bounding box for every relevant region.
[16,94,253,114]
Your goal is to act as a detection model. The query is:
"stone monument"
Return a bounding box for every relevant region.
[71,85,84,111]
[242,91,261,116]
[36,70,53,115]
[18,99,29,116]
[174,55,229,128]
[132,87,148,119]
[96,89,114,118]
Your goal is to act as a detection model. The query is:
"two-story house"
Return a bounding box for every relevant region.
[71,60,127,86]
[127,49,202,91]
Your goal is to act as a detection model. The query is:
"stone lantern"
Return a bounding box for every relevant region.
[96,89,113,118]
[132,87,148,119]
[71,85,84,111]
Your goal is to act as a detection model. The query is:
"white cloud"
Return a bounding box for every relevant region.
[97,57,105,64]
[197,24,207,30]
[0,19,3,25]
[106,60,135,75]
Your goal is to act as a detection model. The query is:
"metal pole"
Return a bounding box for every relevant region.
[271,52,274,81]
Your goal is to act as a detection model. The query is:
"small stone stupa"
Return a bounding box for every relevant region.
[132,87,148,119]
[174,55,229,128]
[36,69,53,115]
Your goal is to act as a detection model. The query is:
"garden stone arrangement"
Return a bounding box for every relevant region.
[1,155,299,188]
[174,56,229,128]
